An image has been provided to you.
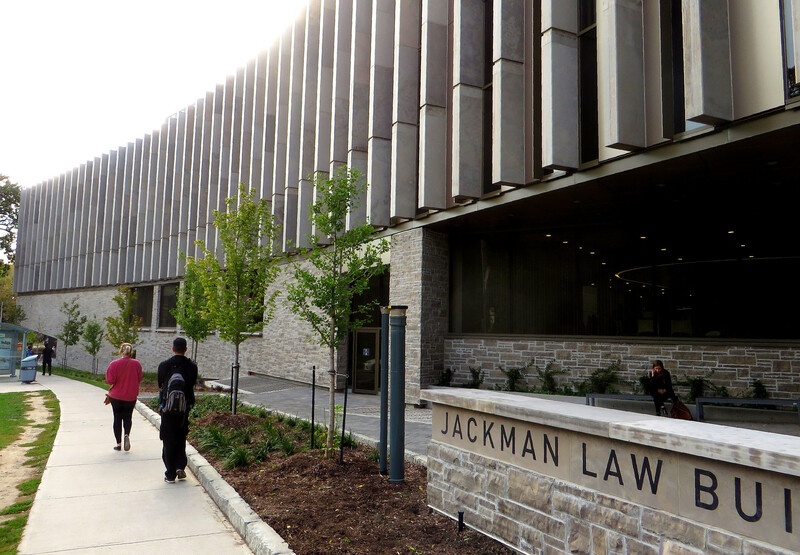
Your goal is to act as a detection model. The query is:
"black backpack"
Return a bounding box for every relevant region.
[161,369,187,416]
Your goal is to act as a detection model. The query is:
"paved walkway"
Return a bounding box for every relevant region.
[0,373,251,554]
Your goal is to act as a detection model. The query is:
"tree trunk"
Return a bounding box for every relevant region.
[327,344,336,456]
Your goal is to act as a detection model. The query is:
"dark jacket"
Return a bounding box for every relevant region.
[649,369,675,398]
[157,355,198,407]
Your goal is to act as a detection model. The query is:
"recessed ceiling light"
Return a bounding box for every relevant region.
[727,230,734,234]
[740,244,746,248]
[766,160,778,166]
[660,248,667,252]
[562,240,568,244]
[590,251,595,255]
[640,236,646,240]
[546,234,551,237]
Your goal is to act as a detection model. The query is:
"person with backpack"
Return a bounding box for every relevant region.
[157,337,197,484]
[41,340,55,375]
[106,343,143,451]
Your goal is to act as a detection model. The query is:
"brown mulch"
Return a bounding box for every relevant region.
[197,415,515,555]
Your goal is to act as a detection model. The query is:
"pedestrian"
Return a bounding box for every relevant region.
[25,344,34,357]
[40,341,55,375]
[648,359,677,416]
[105,343,143,451]
[157,337,197,484]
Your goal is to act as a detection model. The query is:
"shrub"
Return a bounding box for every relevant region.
[460,366,485,389]
[437,368,454,387]
[579,360,622,395]
[497,359,535,392]
[748,379,769,399]
[535,361,567,393]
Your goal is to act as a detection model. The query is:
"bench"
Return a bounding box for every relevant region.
[585,393,653,406]
[695,397,800,425]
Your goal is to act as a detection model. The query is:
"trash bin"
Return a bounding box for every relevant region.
[19,355,38,383]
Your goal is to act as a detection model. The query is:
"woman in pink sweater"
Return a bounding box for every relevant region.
[106,343,143,451]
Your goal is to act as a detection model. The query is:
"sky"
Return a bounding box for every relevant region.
[0,0,307,189]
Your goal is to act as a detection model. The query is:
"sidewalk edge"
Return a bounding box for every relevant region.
[136,400,295,555]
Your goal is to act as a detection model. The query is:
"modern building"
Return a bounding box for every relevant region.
[15,0,800,401]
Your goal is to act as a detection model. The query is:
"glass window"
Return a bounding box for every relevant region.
[450,199,800,340]
[159,283,179,328]
[131,286,153,328]
[578,2,598,164]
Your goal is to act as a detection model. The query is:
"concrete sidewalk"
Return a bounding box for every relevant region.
[0,373,252,554]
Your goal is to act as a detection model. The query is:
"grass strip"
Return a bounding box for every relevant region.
[0,393,29,451]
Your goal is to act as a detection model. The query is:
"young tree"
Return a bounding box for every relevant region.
[172,255,214,363]
[191,183,281,413]
[104,286,142,352]
[82,318,104,374]
[58,297,87,369]
[0,175,20,276]
[286,167,389,453]
[0,266,25,323]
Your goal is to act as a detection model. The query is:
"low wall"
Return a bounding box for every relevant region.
[421,389,800,554]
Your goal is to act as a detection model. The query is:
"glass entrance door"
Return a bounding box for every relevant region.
[352,328,380,394]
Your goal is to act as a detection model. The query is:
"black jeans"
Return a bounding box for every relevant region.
[109,398,136,444]
[160,413,188,480]
[41,359,52,375]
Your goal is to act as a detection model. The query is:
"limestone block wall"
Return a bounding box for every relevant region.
[444,336,800,399]
[422,388,800,555]
[390,228,448,403]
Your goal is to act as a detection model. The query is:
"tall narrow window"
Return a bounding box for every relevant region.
[159,283,179,328]
[578,0,598,164]
[782,0,800,99]
[131,286,153,328]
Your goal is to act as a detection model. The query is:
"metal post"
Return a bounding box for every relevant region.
[231,362,240,415]
[230,362,235,412]
[339,374,349,464]
[389,305,408,482]
[379,306,389,475]
[311,365,316,449]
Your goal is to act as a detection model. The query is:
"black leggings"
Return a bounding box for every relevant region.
[110,398,137,443]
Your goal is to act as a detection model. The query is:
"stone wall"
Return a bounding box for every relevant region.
[422,389,799,555]
[445,336,800,399]
[390,228,449,403]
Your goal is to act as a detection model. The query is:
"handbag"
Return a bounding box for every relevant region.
[670,399,693,420]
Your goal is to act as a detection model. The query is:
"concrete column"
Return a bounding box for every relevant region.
[108,146,127,285]
[793,0,800,83]
[272,28,293,235]
[598,0,646,150]
[142,130,160,282]
[418,0,449,210]
[15,188,29,291]
[99,151,118,287]
[194,92,214,258]
[220,74,236,212]
[240,59,256,191]
[261,48,280,203]
[228,69,245,197]
[185,100,203,265]
[366,0,394,228]
[205,84,225,256]
[150,122,169,281]
[346,0,372,229]
[61,168,79,288]
[314,0,336,182]
[682,0,733,124]
[452,0,484,200]
[298,0,322,249]
[493,0,526,186]
[125,138,143,283]
[283,13,307,250]
[329,0,353,172]
[390,0,421,221]
[31,183,45,290]
[49,173,65,289]
[134,135,152,282]
[250,50,269,199]
[168,110,188,278]
[158,117,178,280]
[116,143,135,284]
[86,158,101,287]
[542,0,579,170]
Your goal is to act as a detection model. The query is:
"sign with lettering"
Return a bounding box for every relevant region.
[432,405,798,552]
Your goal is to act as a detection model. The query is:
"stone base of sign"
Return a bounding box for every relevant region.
[422,389,798,555]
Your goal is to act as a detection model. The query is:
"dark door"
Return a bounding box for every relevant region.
[352,328,380,394]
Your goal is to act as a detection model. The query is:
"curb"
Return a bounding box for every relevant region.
[136,400,295,555]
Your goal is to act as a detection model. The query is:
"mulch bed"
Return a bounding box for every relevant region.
[196,413,516,555]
